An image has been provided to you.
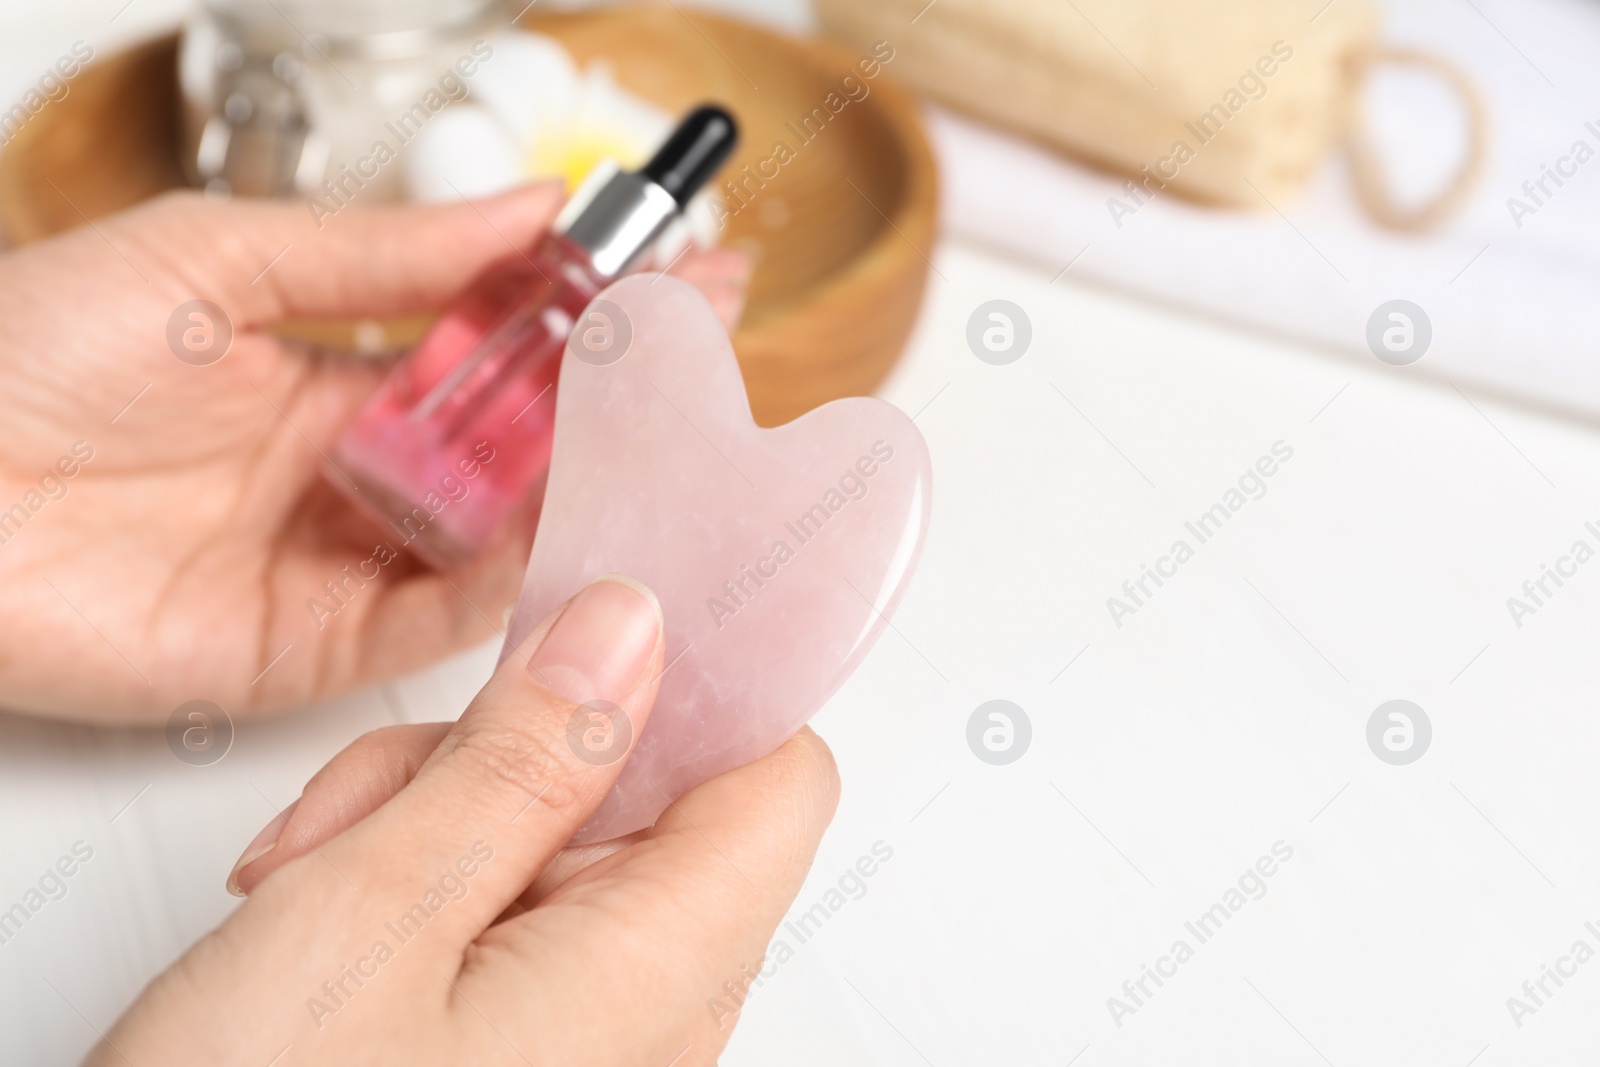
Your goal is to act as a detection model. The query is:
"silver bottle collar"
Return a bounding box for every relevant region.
[555,169,680,279]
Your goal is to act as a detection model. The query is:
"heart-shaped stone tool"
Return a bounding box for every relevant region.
[499,274,931,843]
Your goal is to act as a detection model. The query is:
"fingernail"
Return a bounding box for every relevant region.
[226,799,298,897]
[528,575,662,705]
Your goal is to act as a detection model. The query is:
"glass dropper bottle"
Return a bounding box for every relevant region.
[328,104,739,568]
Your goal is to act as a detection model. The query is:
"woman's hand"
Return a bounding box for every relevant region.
[0,189,748,723]
[91,577,839,1066]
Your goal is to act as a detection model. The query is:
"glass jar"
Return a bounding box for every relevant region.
[177,0,505,200]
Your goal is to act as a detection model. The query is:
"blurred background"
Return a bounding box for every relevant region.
[4,0,1600,1063]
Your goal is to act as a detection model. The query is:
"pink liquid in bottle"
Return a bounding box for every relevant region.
[329,234,611,568]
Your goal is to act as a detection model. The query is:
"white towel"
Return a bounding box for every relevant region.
[926,0,1600,418]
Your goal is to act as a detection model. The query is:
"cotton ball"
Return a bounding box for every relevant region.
[467,30,580,145]
[404,105,522,202]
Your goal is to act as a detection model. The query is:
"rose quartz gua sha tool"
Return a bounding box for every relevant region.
[500,274,931,843]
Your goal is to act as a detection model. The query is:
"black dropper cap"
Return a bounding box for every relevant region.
[640,105,739,206]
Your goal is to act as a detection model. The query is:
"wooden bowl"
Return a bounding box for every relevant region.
[0,7,936,426]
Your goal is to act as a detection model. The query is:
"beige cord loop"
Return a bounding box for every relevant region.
[1346,46,1489,233]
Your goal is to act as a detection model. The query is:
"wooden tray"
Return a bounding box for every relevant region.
[0,6,937,426]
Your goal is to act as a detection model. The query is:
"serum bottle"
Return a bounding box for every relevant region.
[328,105,739,568]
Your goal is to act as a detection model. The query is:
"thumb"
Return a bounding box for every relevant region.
[307,575,667,949]
[128,183,564,327]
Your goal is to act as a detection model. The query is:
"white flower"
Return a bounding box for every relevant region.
[405,29,721,254]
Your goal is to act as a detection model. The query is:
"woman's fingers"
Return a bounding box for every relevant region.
[671,246,752,332]
[121,184,566,326]
[460,727,841,1065]
[121,185,749,333]
[545,727,840,915]
[226,719,645,903]
[302,575,665,950]
[227,722,451,896]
